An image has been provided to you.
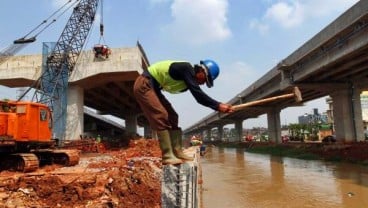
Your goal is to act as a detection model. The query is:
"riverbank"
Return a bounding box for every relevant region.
[208,141,368,165]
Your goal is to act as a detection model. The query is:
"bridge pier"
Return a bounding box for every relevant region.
[234,119,243,142]
[217,125,224,141]
[143,124,155,138]
[205,128,212,141]
[125,113,138,136]
[66,85,84,140]
[267,108,281,143]
[331,87,365,142]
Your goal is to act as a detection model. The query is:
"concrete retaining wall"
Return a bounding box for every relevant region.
[161,148,201,208]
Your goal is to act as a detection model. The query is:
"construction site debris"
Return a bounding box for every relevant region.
[0,138,163,208]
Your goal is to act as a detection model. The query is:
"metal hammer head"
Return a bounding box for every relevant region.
[293,86,302,102]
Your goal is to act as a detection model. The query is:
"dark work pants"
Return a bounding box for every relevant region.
[133,75,179,131]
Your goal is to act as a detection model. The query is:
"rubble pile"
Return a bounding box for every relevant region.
[62,139,105,153]
[0,138,163,208]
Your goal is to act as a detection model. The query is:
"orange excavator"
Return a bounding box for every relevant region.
[0,100,79,171]
[0,0,101,172]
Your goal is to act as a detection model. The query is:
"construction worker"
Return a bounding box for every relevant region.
[133,59,233,165]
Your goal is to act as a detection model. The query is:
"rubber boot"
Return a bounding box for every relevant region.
[170,129,194,161]
[157,130,183,165]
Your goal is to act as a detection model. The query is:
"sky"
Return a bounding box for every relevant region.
[0,0,360,130]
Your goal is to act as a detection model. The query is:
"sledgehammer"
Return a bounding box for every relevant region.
[231,86,302,111]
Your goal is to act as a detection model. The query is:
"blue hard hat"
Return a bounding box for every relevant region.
[200,59,220,88]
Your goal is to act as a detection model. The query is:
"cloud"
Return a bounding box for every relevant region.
[163,0,231,45]
[250,0,359,33]
[249,19,269,35]
[265,1,304,28]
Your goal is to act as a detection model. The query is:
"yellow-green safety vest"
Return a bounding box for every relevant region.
[148,60,188,94]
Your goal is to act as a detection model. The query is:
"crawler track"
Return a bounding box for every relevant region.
[14,153,40,172]
[0,149,80,172]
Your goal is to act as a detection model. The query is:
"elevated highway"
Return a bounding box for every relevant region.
[184,0,368,142]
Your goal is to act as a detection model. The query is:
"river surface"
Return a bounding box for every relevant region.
[200,146,368,208]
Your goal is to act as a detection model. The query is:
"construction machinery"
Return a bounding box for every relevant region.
[0,100,80,171]
[93,0,111,59]
[0,0,101,172]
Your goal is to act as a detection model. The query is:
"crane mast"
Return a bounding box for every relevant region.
[30,0,99,140]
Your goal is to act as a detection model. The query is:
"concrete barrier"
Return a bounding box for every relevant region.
[161,147,201,208]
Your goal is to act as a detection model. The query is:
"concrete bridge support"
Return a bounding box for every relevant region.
[353,88,365,141]
[143,124,154,138]
[66,85,84,140]
[267,108,281,143]
[331,88,365,142]
[66,85,140,140]
[234,120,243,142]
[217,125,224,141]
[125,113,138,137]
[205,128,212,141]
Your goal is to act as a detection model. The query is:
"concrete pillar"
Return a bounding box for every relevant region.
[199,129,206,141]
[143,124,156,139]
[353,88,364,141]
[66,85,84,140]
[331,87,364,142]
[125,113,137,137]
[267,108,281,143]
[205,128,212,142]
[234,120,243,142]
[217,125,224,141]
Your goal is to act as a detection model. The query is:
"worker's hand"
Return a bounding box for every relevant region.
[218,103,234,113]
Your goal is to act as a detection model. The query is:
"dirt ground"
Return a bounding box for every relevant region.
[0,138,163,208]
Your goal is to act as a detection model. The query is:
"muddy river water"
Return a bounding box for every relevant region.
[200,147,368,208]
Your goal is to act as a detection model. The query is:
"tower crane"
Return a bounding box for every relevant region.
[0,0,101,172]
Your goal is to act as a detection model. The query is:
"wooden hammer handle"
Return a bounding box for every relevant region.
[232,93,294,111]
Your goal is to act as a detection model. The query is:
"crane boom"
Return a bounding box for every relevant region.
[30,0,100,139]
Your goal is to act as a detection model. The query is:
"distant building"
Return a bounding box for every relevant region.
[298,108,327,125]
